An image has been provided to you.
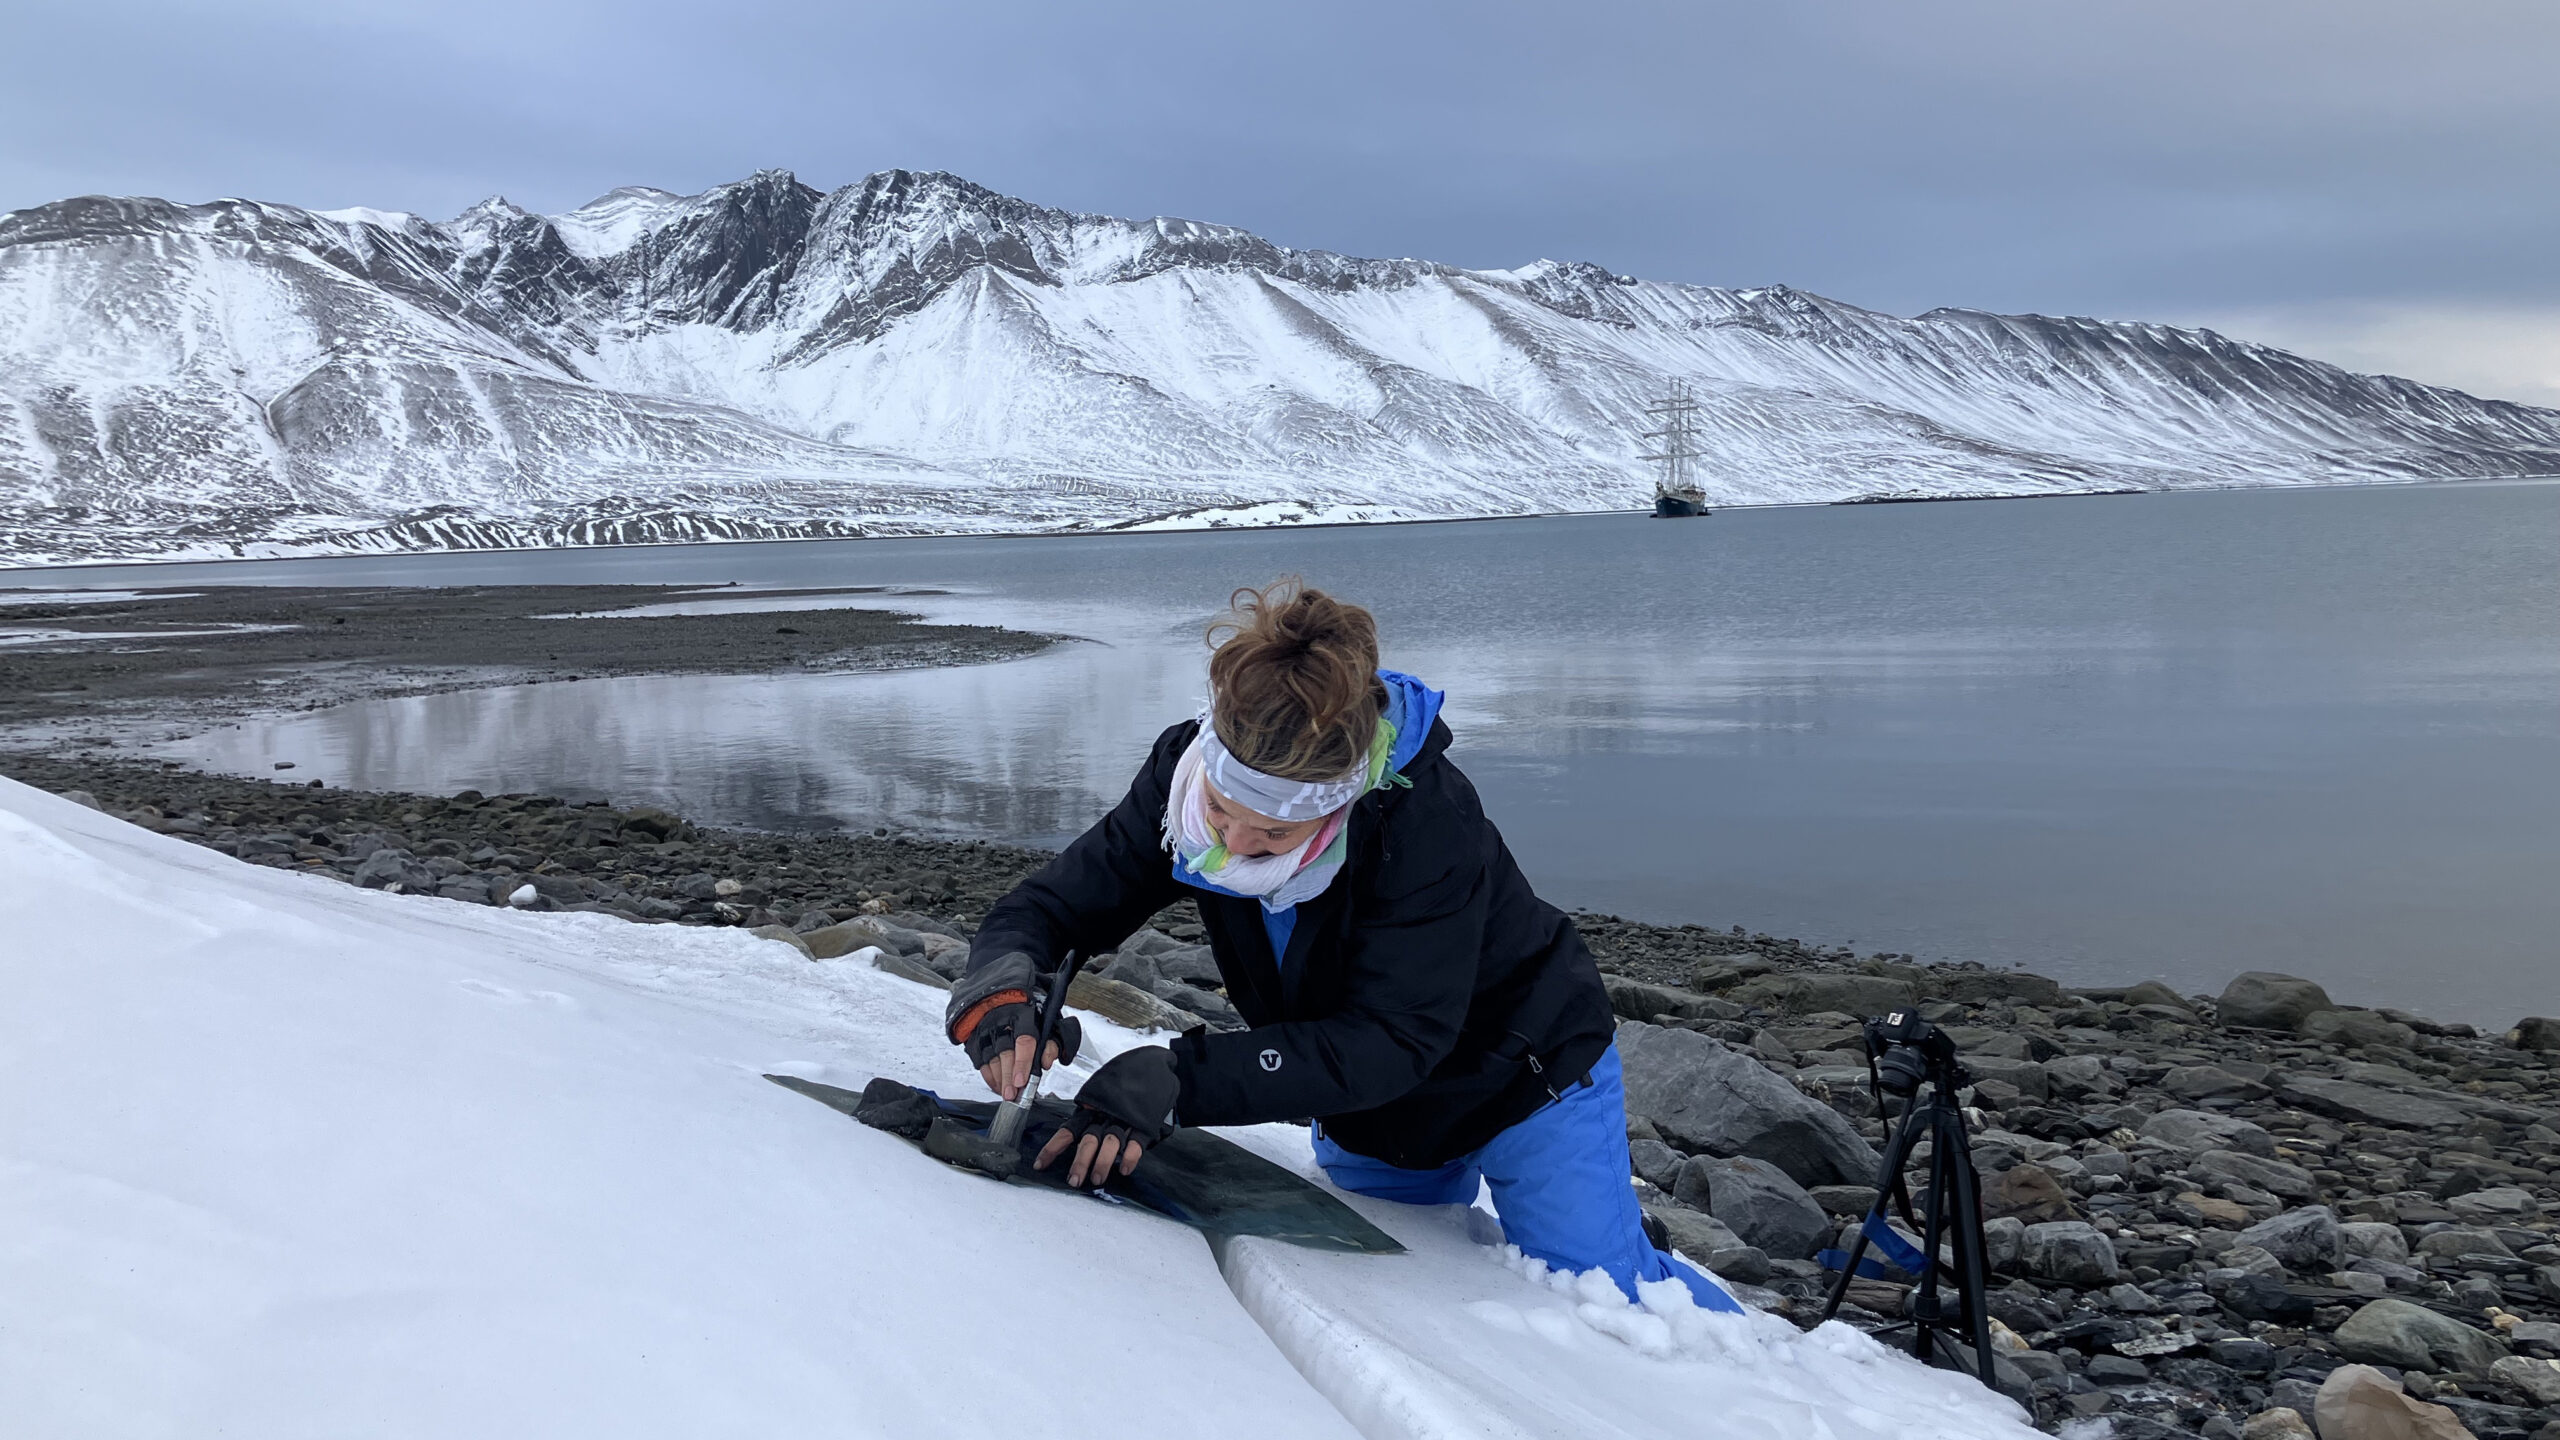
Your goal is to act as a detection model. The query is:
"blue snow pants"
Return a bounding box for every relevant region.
[1312,1045,1742,1313]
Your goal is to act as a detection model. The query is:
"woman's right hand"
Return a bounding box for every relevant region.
[979,1029,1064,1101]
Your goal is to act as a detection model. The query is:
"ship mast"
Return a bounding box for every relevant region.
[1640,381,1703,495]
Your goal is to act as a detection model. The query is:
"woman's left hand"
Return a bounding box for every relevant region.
[1036,1046,1182,1188]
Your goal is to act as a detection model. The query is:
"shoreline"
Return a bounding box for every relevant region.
[8,473,2556,582]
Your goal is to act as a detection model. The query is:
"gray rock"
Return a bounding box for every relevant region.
[2044,1055,2120,1101]
[1628,1138,1685,1193]
[2275,1075,2468,1131]
[2489,1355,2560,1406]
[1640,1199,1745,1263]
[1160,981,1243,1030]
[2300,1008,2420,1051]
[351,848,436,892]
[2141,1108,2279,1158]
[1602,973,1722,1023]
[1926,969,2066,1007]
[2448,1186,2541,1224]
[2508,1017,2560,1052]
[2238,1207,2344,1273]
[2217,971,2335,1032]
[870,950,952,990]
[1806,1183,1881,1216]
[2086,1353,2150,1385]
[2164,1064,2272,1101]
[2191,1149,2320,1203]
[2102,1282,2158,1313]
[1723,972,1918,1016]
[2218,1243,2286,1278]
[1965,1056,2049,1101]
[1674,1155,1831,1261]
[2332,1297,2507,1373]
[1614,1020,1882,1187]
[799,920,892,960]
[2340,1221,2411,1262]
[1064,973,1201,1034]
[1095,947,1163,991]
[2413,1226,2515,1261]
[2021,1220,2120,1287]
[1982,1216,2026,1271]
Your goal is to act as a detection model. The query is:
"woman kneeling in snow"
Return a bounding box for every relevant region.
[945,579,1735,1310]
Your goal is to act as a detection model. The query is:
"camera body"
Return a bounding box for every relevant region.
[1860,1008,1965,1098]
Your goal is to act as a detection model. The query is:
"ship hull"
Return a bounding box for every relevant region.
[1652,493,1709,518]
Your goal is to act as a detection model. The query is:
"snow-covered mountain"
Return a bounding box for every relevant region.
[4,168,2557,564]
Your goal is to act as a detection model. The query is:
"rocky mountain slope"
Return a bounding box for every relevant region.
[5,168,2558,564]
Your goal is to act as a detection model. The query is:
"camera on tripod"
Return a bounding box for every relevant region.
[1818,1006,2005,1393]
[1862,1008,1963,1101]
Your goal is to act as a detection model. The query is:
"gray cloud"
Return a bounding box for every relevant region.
[8,0,2555,398]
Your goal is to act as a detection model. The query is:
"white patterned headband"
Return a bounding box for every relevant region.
[1199,713,1367,822]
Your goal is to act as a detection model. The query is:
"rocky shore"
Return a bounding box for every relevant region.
[8,754,2557,1440]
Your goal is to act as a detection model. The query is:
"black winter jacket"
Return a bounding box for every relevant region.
[963,715,1615,1169]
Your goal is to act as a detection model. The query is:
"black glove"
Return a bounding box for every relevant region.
[1052,1046,1182,1155]
[946,949,1082,1069]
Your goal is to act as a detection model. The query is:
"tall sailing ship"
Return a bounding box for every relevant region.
[1641,383,1712,518]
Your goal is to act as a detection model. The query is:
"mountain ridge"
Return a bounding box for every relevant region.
[3,166,2556,565]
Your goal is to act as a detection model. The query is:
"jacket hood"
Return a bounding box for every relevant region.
[1379,669,1444,778]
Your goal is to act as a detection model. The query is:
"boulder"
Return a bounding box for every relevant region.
[1965,1056,2049,1101]
[2237,1407,2314,1440]
[1602,974,1725,1023]
[1614,1021,1882,1187]
[2302,1009,2420,1051]
[1981,1216,2026,1271]
[2141,1108,2279,1158]
[1925,969,2065,1007]
[1687,955,1776,991]
[2332,1298,2508,1373]
[2043,1055,2119,1101]
[2341,1221,2411,1262]
[2489,1355,2560,1406]
[2218,972,2335,1032]
[1064,973,1202,1034]
[351,848,435,892]
[2191,1149,2320,1203]
[1674,1156,1831,1261]
[1722,972,1919,1017]
[2219,1275,2318,1325]
[1981,1164,2078,1224]
[1639,1199,1745,1264]
[1160,981,1243,1030]
[2314,1365,2474,1440]
[1628,1137,1685,1193]
[2020,1221,2119,1287]
[2237,1207,2343,1273]
[800,918,900,960]
[2507,1017,2560,1052]
[747,923,816,957]
[2412,1227,2514,1262]
[2164,1065,2272,1101]
[2276,1075,2469,1131]
[867,948,952,990]
[2447,1186,2541,1224]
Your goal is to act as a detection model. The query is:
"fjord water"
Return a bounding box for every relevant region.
[89,481,2560,1026]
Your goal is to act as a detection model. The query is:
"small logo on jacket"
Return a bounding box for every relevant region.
[1259,1049,1283,1072]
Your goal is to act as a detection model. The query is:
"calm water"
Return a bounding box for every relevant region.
[22,482,2560,1027]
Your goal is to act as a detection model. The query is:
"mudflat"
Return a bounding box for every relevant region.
[0,584,1056,747]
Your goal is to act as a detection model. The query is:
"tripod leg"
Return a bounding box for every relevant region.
[1912,1109,1950,1364]
[1819,1092,1927,1324]
[1941,1111,2000,1389]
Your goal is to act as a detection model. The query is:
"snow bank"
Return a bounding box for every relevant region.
[0,779,1352,1439]
[0,777,2039,1439]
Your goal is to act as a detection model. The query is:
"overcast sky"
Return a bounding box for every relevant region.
[9,0,2555,404]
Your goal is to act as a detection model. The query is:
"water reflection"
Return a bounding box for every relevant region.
[164,483,2560,1026]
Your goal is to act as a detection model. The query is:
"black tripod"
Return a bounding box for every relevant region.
[1817,1012,2000,1391]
